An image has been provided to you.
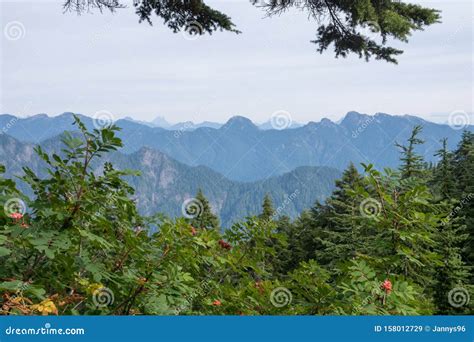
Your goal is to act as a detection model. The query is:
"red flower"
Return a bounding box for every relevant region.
[218,240,232,250]
[212,299,222,306]
[381,279,392,294]
[190,226,197,236]
[21,222,29,228]
[10,212,23,220]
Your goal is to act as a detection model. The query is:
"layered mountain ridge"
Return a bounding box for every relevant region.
[0,133,340,227]
[1,111,471,182]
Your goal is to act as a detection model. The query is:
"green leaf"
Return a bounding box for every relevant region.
[0,246,12,256]
[0,280,24,291]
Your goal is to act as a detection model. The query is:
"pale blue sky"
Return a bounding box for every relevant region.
[0,0,472,124]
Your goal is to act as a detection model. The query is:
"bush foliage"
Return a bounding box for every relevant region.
[0,117,472,315]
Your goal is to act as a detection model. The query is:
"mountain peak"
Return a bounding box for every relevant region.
[28,113,49,119]
[152,116,171,128]
[345,111,364,119]
[340,111,372,126]
[222,116,258,130]
[320,118,335,126]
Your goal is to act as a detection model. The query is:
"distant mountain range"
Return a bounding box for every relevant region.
[1,111,471,182]
[148,116,223,130]
[126,115,302,131]
[0,133,340,227]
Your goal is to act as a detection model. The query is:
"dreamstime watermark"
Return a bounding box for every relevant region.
[182,20,203,41]
[3,198,27,217]
[251,0,305,7]
[447,287,470,308]
[271,189,300,220]
[174,122,194,138]
[448,110,471,130]
[352,115,376,138]
[7,281,31,303]
[0,117,18,136]
[92,287,114,308]
[270,287,292,307]
[4,21,26,41]
[5,323,85,336]
[92,110,115,129]
[181,198,204,219]
[270,110,292,130]
[442,193,473,226]
[359,198,382,218]
[359,21,381,41]
[174,279,213,314]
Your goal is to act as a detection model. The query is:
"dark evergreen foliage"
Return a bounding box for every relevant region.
[63,0,440,63]
[259,194,275,222]
[188,189,220,230]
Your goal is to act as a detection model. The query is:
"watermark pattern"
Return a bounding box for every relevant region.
[448,110,470,130]
[447,287,470,308]
[352,115,376,139]
[272,189,300,220]
[92,287,114,308]
[5,323,85,336]
[3,198,27,217]
[252,0,305,7]
[182,21,203,41]
[181,198,204,219]
[174,279,213,314]
[359,198,382,218]
[4,21,26,41]
[270,287,292,307]
[442,193,473,226]
[174,122,194,139]
[270,110,292,130]
[92,110,115,129]
[0,116,18,136]
[7,281,31,304]
[360,21,381,41]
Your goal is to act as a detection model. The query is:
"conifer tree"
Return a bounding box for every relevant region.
[452,131,474,276]
[259,193,275,222]
[188,189,220,230]
[314,163,365,268]
[286,210,319,269]
[432,138,456,199]
[432,210,470,314]
[396,125,425,179]
[429,140,470,313]
[356,164,440,286]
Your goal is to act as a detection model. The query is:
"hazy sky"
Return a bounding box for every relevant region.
[0,0,472,124]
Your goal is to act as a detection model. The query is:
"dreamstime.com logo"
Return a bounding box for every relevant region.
[181,198,204,219]
[4,21,26,41]
[4,323,85,336]
[270,110,292,130]
[93,110,115,129]
[448,110,471,130]
[359,21,381,41]
[270,287,292,307]
[182,20,203,41]
[3,198,27,217]
[359,198,382,218]
[92,287,115,308]
[448,287,470,308]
